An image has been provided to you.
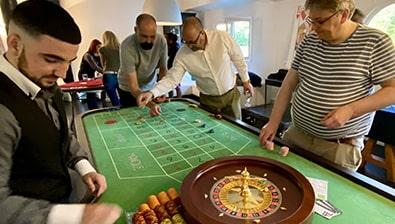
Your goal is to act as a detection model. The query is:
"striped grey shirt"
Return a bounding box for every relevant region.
[291,24,395,139]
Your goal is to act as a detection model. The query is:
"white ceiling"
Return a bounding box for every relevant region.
[60,0,270,12]
[180,0,259,12]
[60,0,86,9]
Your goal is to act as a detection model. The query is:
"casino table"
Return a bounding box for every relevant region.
[76,99,395,224]
[59,79,104,93]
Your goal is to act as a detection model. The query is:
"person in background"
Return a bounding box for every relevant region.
[351,8,365,24]
[62,64,75,102]
[0,1,121,223]
[99,31,121,107]
[64,64,75,83]
[118,13,168,116]
[78,39,104,109]
[165,32,182,98]
[259,0,395,171]
[137,17,254,120]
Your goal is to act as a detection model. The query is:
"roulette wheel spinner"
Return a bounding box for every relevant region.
[180,156,315,224]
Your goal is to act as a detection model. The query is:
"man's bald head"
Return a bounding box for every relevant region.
[182,17,203,36]
[136,13,157,28]
[182,17,206,52]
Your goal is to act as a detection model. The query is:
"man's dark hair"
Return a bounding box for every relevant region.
[136,13,156,27]
[165,33,178,42]
[9,0,81,44]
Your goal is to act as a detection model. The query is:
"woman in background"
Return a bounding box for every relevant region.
[99,31,121,106]
[78,39,103,109]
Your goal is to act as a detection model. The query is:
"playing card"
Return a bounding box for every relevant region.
[314,199,342,219]
[314,203,336,219]
[322,199,342,215]
[307,177,328,200]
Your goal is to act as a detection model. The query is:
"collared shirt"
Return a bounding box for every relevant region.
[150,29,249,97]
[0,54,95,223]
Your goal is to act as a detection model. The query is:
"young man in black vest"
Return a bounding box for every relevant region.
[0,1,121,223]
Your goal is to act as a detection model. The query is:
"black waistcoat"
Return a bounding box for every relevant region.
[0,73,71,202]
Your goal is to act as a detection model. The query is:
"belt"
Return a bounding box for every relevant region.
[104,71,117,74]
[326,137,358,145]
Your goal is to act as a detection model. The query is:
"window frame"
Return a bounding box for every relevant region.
[216,17,253,60]
[366,3,395,43]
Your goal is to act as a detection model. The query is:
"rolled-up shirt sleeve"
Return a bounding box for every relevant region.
[151,54,186,97]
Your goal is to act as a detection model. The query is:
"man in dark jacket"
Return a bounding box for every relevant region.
[0,1,121,223]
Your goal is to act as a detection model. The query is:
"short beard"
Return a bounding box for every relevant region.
[17,49,29,78]
[17,49,54,89]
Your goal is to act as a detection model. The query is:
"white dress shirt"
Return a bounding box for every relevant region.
[151,30,249,97]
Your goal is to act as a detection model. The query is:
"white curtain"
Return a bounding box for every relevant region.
[285,5,309,68]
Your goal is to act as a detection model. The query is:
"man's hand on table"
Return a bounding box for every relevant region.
[137,91,153,108]
[81,204,122,224]
[148,102,162,116]
[82,172,107,197]
[259,121,279,147]
[153,95,168,103]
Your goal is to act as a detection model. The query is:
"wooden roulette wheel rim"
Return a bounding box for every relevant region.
[180,156,315,224]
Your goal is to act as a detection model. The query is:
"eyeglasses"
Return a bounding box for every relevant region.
[182,30,203,45]
[306,11,340,27]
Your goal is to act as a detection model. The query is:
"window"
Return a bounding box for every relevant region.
[368,3,395,43]
[216,18,252,59]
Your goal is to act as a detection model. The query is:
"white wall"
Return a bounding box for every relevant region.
[63,0,144,76]
[202,0,395,78]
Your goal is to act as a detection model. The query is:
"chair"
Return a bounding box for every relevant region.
[236,71,262,87]
[360,106,395,182]
[264,69,287,105]
[360,139,395,182]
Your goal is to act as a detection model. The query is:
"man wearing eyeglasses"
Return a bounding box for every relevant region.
[259,0,395,171]
[137,17,254,120]
[118,14,168,116]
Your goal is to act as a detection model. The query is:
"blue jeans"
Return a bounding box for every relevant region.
[103,72,120,106]
[86,92,98,109]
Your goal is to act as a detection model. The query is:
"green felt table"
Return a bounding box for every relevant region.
[77,100,395,224]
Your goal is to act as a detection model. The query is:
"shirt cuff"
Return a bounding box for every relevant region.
[75,159,96,176]
[150,89,160,98]
[47,204,85,224]
[240,75,250,83]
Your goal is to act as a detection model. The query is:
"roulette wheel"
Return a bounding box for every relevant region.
[180,156,315,224]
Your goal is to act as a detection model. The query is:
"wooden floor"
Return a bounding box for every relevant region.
[64,96,394,189]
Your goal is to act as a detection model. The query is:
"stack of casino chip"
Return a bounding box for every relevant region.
[147,195,172,223]
[135,204,159,224]
[132,188,186,224]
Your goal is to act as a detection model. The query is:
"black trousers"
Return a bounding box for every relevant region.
[118,88,138,108]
